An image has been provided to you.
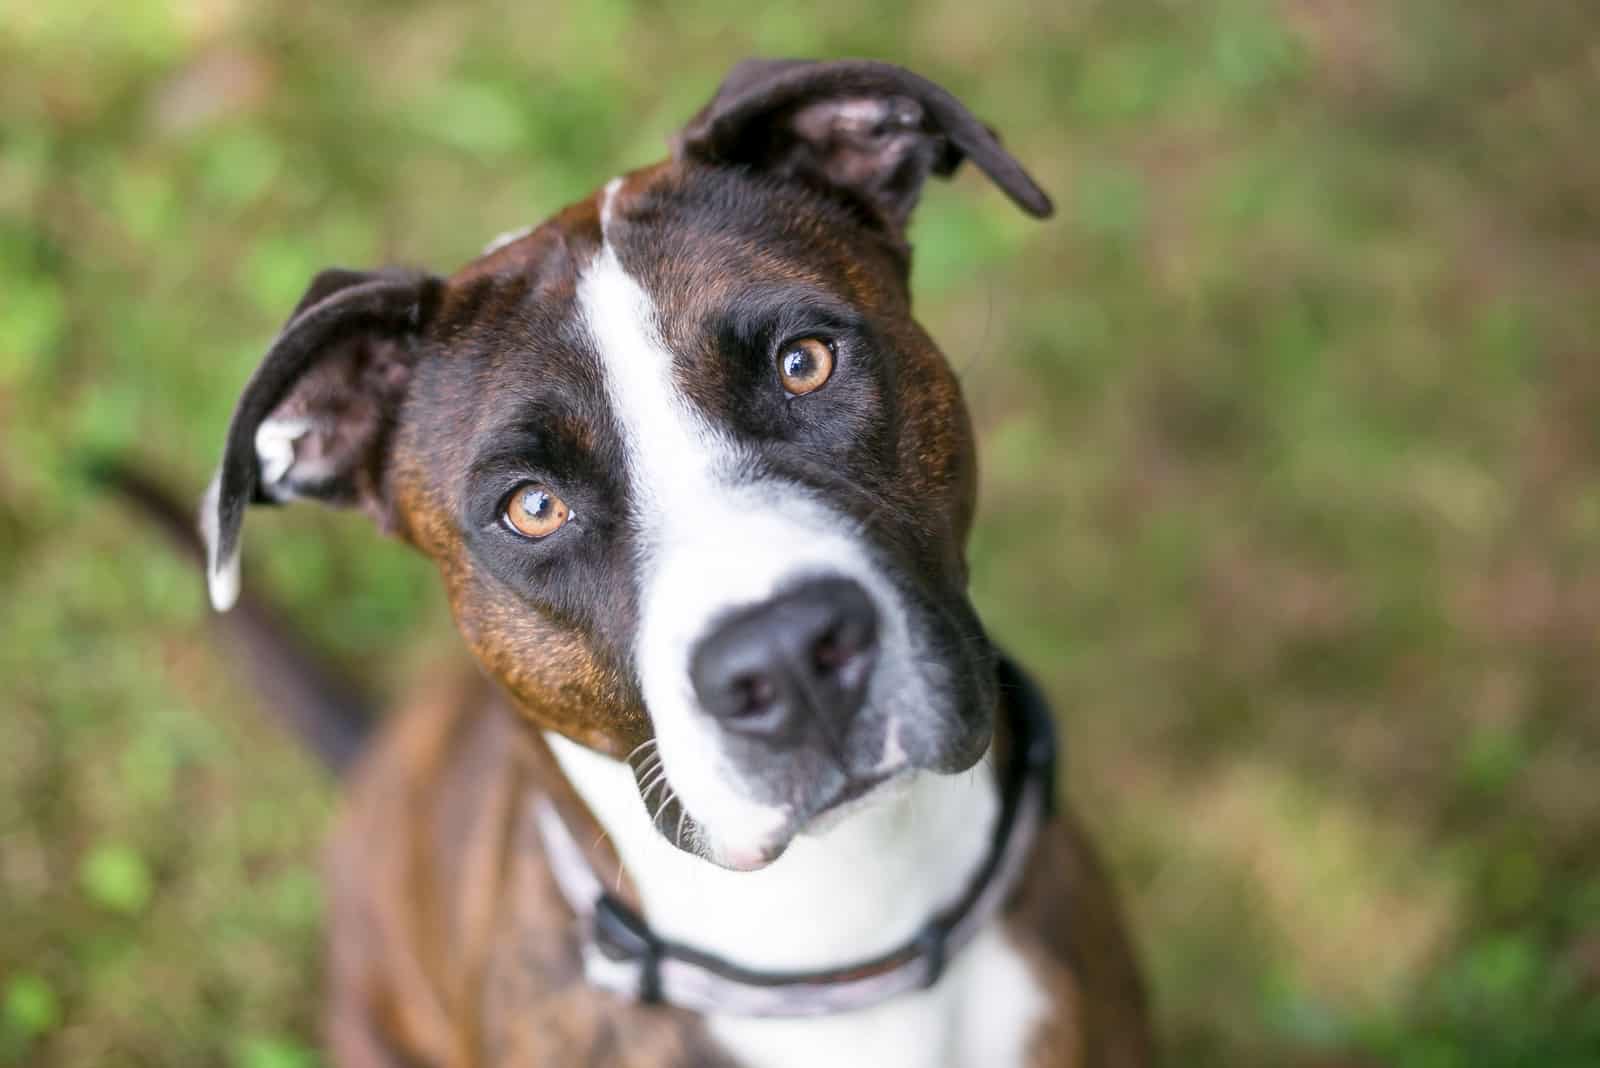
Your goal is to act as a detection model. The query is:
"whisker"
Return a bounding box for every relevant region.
[633,755,662,792]
[638,765,669,806]
[636,759,664,792]
[651,789,677,833]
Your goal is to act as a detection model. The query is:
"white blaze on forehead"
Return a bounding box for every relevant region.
[576,242,788,852]
[575,244,725,546]
[575,241,925,860]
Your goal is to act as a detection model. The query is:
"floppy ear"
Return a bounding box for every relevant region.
[199,267,442,612]
[673,58,1053,235]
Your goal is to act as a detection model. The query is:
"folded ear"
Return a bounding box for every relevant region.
[200,268,441,612]
[673,58,1053,235]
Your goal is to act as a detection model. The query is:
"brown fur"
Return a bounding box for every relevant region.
[385,196,651,760]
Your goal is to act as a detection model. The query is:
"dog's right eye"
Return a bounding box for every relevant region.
[777,337,835,396]
[501,484,572,539]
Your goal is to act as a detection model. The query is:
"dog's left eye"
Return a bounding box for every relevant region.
[502,484,571,539]
[777,337,835,396]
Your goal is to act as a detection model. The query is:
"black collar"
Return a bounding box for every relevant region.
[533,654,1057,1018]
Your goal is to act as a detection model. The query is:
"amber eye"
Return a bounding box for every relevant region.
[777,337,835,396]
[502,484,571,539]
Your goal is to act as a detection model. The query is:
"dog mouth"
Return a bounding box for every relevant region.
[793,766,904,836]
[699,765,906,872]
[635,673,995,872]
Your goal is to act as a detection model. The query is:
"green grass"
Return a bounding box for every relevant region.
[3,1,1599,1064]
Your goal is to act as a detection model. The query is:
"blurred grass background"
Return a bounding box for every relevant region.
[3,1,1599,1065]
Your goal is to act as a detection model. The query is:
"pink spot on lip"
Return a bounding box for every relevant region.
[717,834,791,872]
[720,845,772,872]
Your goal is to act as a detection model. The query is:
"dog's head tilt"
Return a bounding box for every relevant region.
[202,59,1052,872]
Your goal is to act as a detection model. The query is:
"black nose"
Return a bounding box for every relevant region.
[690,577,880,743]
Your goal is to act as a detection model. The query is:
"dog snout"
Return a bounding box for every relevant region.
[689,577,879,745]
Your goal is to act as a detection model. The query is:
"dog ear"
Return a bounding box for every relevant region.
[199,267,442,612]
[674,58,1053,235]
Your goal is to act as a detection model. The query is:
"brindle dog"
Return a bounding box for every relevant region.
[185,58,1152,1068]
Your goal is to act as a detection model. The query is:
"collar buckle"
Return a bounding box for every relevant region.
[913,920,950,988]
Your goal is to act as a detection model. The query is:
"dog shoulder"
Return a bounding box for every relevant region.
[1006,806,1156,1068]
[325,669,517,1065]
[325,674,736,1067]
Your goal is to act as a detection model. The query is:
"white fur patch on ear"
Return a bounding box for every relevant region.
[254,416,311,499]
[199,472,241,613]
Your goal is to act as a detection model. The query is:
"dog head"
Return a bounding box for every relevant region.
[202,59,1052,870]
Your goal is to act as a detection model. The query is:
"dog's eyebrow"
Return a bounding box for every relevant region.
[464,403,602,483]
[707,284,870,348]
[466,439,547,480]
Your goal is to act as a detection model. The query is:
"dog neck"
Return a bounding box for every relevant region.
[545,734,1000,973]
[544,733,1051,1068]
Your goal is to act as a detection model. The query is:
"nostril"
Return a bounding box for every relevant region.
[730,672,778,718]
[811,622,862,673]
[812,625,844,672]
[809,602,877,679]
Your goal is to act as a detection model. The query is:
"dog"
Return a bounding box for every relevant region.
[181,58,1152,1067]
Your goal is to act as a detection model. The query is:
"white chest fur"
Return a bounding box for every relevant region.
[546,736,1048,1068]
[706,926,1047,1068]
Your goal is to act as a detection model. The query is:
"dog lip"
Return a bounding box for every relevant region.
[706,770,896,872]
[821,768,894,811]
[791,766,903,840]
[717,840,789,872]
